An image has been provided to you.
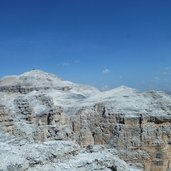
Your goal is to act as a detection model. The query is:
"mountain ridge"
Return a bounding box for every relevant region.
[0,70,171,171]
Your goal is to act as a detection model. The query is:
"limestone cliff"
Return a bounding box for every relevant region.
[0,70,171,171]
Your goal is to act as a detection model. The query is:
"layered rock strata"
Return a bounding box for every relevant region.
[0,70,171,171]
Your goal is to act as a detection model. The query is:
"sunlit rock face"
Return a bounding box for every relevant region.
[0,70,171,171]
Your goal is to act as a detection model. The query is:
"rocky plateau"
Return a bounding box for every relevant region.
[0,70,171,171]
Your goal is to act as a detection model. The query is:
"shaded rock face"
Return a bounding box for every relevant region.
[70,104,171,171]
[0,105,15,133]
[1,70,171,171]
[0,85,72,94]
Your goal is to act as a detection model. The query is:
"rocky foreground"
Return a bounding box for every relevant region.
[0,70,171,171]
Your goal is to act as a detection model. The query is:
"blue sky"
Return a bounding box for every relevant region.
[0,0,171,91]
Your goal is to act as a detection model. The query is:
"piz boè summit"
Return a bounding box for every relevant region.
[0,70,171,171]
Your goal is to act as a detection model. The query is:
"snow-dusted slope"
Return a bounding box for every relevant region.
[0,70,171,117]
[1,70,171,171]
[0,70,98,93]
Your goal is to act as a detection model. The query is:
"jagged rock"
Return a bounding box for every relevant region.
[0,70,171,171]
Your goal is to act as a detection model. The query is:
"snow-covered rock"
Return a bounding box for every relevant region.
[0,70,171,171]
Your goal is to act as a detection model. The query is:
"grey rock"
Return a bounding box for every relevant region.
[1,70,171,171]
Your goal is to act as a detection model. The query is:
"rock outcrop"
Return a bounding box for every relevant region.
[0,70,171,171]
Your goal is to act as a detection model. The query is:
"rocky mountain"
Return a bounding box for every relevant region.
[0,70,171,171]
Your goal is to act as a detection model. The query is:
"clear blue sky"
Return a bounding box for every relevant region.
[0,0,171,91]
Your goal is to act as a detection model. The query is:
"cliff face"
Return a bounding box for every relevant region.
[72,105,171,171]
[0,70,171,171]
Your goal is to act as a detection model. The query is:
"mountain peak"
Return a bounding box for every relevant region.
[20,69,63,80]
[0,69,66,87]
